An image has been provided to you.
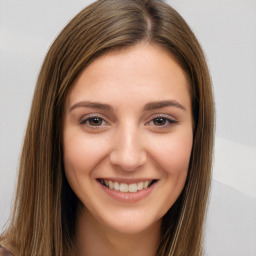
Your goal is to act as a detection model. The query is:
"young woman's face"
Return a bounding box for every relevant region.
[63,43,193,234]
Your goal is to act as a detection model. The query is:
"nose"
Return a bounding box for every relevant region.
[109,125,147,172]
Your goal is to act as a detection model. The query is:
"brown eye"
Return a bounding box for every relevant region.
[147,116,178,128]
[88,117,103,126]
[152,117,168,126]
[81,117,105,127]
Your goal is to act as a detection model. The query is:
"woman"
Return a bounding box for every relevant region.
[0,0,214,255]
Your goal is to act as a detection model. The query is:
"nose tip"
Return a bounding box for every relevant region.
[109,131,146,171]
[110,149,147,171]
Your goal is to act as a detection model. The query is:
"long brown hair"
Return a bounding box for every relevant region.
[0,0,214,255]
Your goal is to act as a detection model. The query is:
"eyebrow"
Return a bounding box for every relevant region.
[143,100,186,111]
[69,101,114,112]
[69,100,186,112]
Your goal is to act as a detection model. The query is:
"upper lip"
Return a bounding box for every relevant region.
[97,178,158,184]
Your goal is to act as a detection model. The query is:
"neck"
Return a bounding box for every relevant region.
[74,205,161,256]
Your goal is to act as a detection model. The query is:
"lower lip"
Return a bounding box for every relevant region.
[98,181,157,203]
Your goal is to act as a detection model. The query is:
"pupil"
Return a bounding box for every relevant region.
[154,118,166,126]
[89,118,102,126]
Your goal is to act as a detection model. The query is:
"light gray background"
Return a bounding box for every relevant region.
[0,0,255,255]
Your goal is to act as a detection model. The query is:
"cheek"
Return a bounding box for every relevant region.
[63,132,111,178]
[149,132,193,217]
[149,131,193,175]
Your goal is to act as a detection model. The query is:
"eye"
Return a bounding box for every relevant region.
[146,115,178,128]
[152,117,169,126]
[80,116,106,127]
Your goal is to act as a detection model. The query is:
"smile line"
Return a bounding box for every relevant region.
[97,179,158,193]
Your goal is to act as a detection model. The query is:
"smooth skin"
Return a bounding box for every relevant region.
[63,43,193,256]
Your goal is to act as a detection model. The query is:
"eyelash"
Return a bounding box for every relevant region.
[80,115,109,127]
[146,116,178,127]
[79,114,178,129]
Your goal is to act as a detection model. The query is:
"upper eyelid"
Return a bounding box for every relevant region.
[146,117,177,125]
[80,110,118,121]
[80,114,109,124]
[79,113,178,124]
[146,113,177,121]
[145,114,179,128]
[80,113,107,120]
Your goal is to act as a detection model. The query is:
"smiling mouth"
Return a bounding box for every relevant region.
[97,179,158,193]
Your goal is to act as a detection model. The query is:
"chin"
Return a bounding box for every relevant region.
[99,209,162,235]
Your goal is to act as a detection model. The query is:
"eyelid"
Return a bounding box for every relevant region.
[145,114,178,127]
[79,113,110,126]
[147,113,177,121]
[78,113,178,128]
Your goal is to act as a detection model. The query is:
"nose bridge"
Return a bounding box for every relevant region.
[110,122,146,171]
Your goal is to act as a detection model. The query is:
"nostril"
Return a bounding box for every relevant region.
[109,149,147,172]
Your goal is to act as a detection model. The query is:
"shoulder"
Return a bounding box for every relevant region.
[0,244,13,256]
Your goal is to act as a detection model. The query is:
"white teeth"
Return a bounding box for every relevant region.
[129,183,137,193]
[120,183,129,192]
[137,182,144,191]
[143,181,149,189]
[100,179,155,193]
[109,181,114,189]
[114,182,119,191]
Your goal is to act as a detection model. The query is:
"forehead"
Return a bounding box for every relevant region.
[66,43,191,111]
